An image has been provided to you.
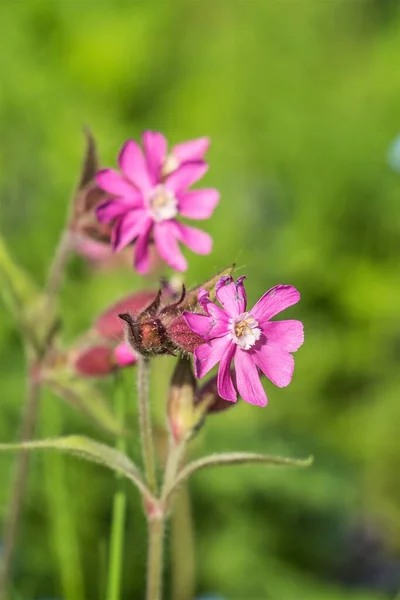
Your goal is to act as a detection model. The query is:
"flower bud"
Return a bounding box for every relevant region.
[167,358,199,443]
[73,344,115,377]
[195,373,237,414]
[95,290,159,339]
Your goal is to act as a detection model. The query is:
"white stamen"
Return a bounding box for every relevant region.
[229,312,261,350]
[162,153,180,177]
[148,184,178,222]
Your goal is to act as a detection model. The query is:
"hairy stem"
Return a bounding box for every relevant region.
[146,516,164,600]
[170,485,195,600]
[0,371,41,600]
[137,357,157,494]
[106,378,128,600]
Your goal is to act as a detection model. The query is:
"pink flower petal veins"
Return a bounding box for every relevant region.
[184,311,229,341]
[215,276,247,316]
[193,336,231,379]
[176,223,212,255]
[96,198,142,223]
[96,169,139,198]
[112,211,150,252]
[217,343,237,402]
[262,320,304,352]
[178,188,220,220]
[252,343,295,388]
[251,285,300,324]
[142,130,167,183]
[235,350,268,406]
[134,220,153,274]
[172,137,210,163]
[165,162,208,194]
[154,221,187,272]
[118,140,152,193]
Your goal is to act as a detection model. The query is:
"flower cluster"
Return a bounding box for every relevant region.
[91,131,304,407]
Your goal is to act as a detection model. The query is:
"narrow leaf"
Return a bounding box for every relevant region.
[164,452,313,502]
[0,436,155,504]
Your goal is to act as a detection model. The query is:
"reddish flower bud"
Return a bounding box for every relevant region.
[118,266,235,358]
[195,372,237,414]
[95,290,159,339]
[74,345,115,377]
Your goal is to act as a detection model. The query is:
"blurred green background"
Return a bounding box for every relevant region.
[1,1,400,599]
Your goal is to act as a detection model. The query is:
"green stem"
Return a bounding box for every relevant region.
[0,370,41,600]
[137,357,157,493]
[170,485,195,600]
[46,229,72,302]
[146,516,164,600]
[106,377,128,600]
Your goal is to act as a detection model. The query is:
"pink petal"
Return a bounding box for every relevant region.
[96,198,140,223]
[184,310,229,341]
[74,236,112,262]
[178,188,220,220]
[154,221,187,271]
[215,276,247,317]
[118,140,152,193]
[197,289,230,323]
[96,169,138,197]
[252,344,295,388]
[176,223,212,255]
[172,137,210,163]
[134,220,153,274]
[251,285,300,324]
[112,210,150,252]
[142,131,167,184]
[234,350,267,406]
[114,342,137,367]
[262,320,304,352]
[193,336,231,379]
[165,162,208,194]
[217,343,237,402]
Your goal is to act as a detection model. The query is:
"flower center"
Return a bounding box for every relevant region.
[230,312,261,350]
[148,185,178,222]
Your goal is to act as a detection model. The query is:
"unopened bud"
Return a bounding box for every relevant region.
[74,345,115,377]
[195,373,237,414]
[167,358,200,443]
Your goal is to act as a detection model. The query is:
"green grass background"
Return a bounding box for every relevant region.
[0,1,400,599]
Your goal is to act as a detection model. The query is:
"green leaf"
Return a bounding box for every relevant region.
[164,452,313,502]
[0,435,155,505]
[0,235,39,319]
[43,369,124,437]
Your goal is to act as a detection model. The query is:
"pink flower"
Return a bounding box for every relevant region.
[95,131,219,273]
[183,276,304,406]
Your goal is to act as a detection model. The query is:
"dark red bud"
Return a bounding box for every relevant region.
[167,316,204,353]
[95,290,159,339]
[74,345,115,377]
[118,312,173,357]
